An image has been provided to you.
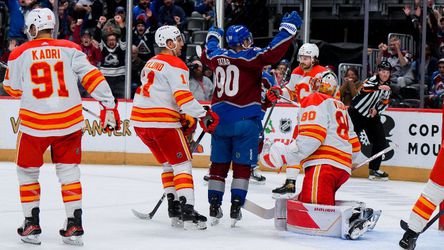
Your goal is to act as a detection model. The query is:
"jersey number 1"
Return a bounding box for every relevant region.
[31,61,68,99]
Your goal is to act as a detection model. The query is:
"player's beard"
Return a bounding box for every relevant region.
[300,62,312,71]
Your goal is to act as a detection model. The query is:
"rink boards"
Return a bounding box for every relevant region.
[0,98,441,182]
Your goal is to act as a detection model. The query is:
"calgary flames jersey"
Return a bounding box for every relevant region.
[131,54,206,128]
[291,92,360,174]
[284,65,327,102]
[3,38,115,137]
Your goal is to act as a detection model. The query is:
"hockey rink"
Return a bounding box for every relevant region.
[0,162,443,250]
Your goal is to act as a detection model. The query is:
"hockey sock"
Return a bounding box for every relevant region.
[61,182,82,218]
[173,161,194,205]
[20,182,41,217]
[286,165,301,180]
[161,163,177,199]
[231,163,250,206]
[208,162,230,204]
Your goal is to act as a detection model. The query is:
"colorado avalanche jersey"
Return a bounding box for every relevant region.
[3,38,115,137]
[131,54,207,128]
[201,30,294,124]
[290,92,361,174]
[284,65,327,102]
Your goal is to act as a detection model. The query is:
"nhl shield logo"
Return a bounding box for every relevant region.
[279,118,292,134]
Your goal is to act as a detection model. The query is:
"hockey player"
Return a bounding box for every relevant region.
[3,8,120,245]
[399,146,444,249]
[267,43,328,197]
[201,11,302,226]
[130,25,219,230]
[261,71,376,239]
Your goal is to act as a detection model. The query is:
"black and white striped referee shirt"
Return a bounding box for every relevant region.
[350,75,391,118]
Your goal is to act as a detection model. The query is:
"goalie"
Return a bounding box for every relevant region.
[261,71,380,239]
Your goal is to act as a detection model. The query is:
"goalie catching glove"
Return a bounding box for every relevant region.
[180,114,197,136]
[260,140,299,170]
[199,106,219,134]
[99,99,121,132]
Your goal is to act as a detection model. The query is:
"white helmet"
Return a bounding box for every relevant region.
[298,43,319,59]
[155,25,182,48]
[25,8,56,39]
[313,71,339,97]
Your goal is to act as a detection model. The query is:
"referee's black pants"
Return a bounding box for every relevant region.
[348,108,388,171]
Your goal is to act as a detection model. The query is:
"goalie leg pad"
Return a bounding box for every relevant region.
[56,164,82,218]
[17,167,41,217]
[208,162,230,205]
[408,180,444,233]
[172,161,195,206]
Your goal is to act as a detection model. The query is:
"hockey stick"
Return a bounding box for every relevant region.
[259,102,276,143]
[352,143,398,171]
[132,130,207,220]
[401,208,444,234]
[242,199,275,219]
[261,86,300,107]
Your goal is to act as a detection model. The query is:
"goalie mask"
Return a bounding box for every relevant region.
[25,8,56,40]
[312,71,339,97]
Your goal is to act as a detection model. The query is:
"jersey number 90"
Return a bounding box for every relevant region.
[215,65,239,98]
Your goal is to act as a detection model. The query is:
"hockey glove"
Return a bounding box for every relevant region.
[180,113,197,137]
[266,86,283,103]
[206,26,224,44]
[199,106,219,134]
[99,99,121,132]
[279,11,303,36]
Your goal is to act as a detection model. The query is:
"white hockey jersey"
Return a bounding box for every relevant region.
[131,54,206,128]
[283,65,327,101]
[3,38,115,137]
[289,92,360,174]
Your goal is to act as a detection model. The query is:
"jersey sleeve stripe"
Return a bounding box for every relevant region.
[299,131,325,142]
[349,137,361,153]
[82,69,105,93]
[3,85,23,97]
[174,90,195,107]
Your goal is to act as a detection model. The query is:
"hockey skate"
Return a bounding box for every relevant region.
[399,227,419,250]
[272,179,296,199]
[365,208,382,231]
[17,207,42,245]
[230,197,242,228]
[209,196,223,226]
[250,167,266,184]
[346,207,380,240]
[179,197,207,230]
[59,209,84,246]
[368,169,389,181]
[167,194,183,228]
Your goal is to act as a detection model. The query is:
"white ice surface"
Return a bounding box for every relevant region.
[0,162,443,250]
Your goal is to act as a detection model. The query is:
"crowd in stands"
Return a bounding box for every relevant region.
[4,0,444,108]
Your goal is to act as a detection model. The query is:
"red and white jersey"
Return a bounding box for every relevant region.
[292,92,360,174]
[131,54,206,128]
[3,38,115,137]
[284,65,327,102]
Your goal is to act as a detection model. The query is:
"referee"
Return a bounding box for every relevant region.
[348,61,392,180]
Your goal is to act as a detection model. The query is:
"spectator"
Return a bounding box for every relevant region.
[195,0,214,25]
[131,45,145,98]
[132,15,155,62]
[175,0,195,17]
[94,15,127,98]
[413,44,438,90]
[105,0,126,19]
[60,18,82,44]
[7,0,33,48]
[273,59,290,86]
[158,0,186,31]
[189,59,213,101]
[426,58,444,108]
[74,0,104,28]
[80,29,102,67]
[377,36,414,95]
[340,67,362,106]
[102,6,126,38]
[133,0,158,28]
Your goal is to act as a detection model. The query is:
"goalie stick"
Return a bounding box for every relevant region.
[400,208,444,234]
[132,130,207,220]
[352,143,398,170]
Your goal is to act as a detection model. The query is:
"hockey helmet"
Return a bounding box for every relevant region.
[25,8,56,39]
[298,43,319,60]
[226,25,253,48]
[155,25,182,48]
[312,71,339,97]
[377,60,392,71]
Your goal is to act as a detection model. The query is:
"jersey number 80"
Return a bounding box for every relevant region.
[215,65,240,98]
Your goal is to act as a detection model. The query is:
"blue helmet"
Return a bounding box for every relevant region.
[226,25,253,48]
